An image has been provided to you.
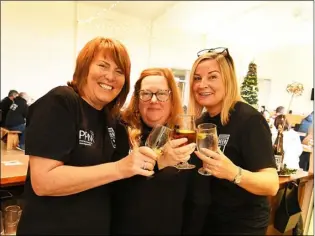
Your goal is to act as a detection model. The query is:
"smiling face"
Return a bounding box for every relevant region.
[138,75,172,127]
[81,52,125,110]
[192,59,225,116]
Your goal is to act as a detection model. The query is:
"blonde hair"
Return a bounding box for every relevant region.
[122,68,183,147]
[188,52,242,125]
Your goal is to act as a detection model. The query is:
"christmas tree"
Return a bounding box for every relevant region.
[240,61,259,109]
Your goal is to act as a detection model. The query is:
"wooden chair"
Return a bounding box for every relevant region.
[1,127,21,150]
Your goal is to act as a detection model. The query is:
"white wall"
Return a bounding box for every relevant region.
[205,34,313,115]
[77,3,151,90]
[256,45,313,114]
[1,2,313,115]
[1,1,77,100]
[77,2,206,104]
[149,27,206,70]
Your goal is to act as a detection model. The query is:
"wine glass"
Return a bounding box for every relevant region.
[144,125,172,179]
[197,123,218,176]
[145,125,172,158]
[172,114,196,170]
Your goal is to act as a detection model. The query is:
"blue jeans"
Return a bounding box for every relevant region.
[8,124,25,148]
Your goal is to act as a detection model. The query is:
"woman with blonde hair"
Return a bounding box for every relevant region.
[189,48,279,234]
[111,67,205,235]
[272,115,303,170]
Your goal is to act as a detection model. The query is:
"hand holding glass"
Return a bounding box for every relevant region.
[172,114,196,170]
[197,123,218,176]
[145,125,172,158]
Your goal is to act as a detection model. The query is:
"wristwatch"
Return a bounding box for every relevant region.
[232,166,242,184]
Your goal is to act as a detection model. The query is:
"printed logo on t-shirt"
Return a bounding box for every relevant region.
[10,103,18,111]
[218,134,230,152]
[107,127,116,149]
[79,130,95,146]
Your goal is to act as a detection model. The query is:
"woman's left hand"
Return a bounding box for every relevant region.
[195,148,238,181]
[157,138,196,170]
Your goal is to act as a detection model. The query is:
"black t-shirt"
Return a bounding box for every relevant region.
[111,120,210,235]
[0,97,13,127]
[198,102,276,232]
[5,96,28,128]
[17,86,117,235]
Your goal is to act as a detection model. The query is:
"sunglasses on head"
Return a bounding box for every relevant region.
[197,47,234,69]
[197,47,229,57]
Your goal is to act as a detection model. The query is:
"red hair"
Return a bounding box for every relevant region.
[68,37,131,115]
[121,68,184,147]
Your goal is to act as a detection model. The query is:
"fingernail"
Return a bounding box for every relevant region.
[191,143,196,148]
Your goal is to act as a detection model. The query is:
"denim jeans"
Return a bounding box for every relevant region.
[7,123,25,149]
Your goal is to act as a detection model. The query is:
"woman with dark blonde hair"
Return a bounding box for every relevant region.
[111,67,203,235]
[189,48,279,235]
[17,37,158,235]
[272,115,303,170]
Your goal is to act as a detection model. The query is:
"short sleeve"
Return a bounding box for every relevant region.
[25,88,77,163]
[241,114,276,171]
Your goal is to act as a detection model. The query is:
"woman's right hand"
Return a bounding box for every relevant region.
[116,146,158,178]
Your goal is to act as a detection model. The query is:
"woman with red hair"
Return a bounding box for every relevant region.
[17,37,157,235]
[111,68,205,235]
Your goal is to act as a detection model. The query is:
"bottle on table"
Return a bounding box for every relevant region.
[274,124,284,172]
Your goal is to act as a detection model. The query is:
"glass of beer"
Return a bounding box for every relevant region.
[172,114,196,169]
[197,123,218,176]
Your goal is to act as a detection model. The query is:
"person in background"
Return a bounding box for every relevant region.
[259,105,267,115]
[26,97,35,106]
[272,115,303,169]
[16,37,158,235]
[111,68,206,235]
[271,106,285,119]
[0,89,18,127]
[298,111,313,134]
[269,105,286,132]
[188,47,279,235]
[300,123,314,172]
[5,92,29,151]
[260,105,273,128]
[302,123,314,146]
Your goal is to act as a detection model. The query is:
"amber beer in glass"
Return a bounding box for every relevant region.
[173,128,196,146]
[172,114,196,169]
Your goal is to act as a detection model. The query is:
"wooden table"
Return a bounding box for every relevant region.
[267,171,314,235]
[1,142,314,235]
[0,145,29,187]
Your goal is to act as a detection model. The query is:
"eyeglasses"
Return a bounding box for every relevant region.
[139,90,171,102]
[197,47,234,69]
